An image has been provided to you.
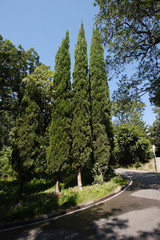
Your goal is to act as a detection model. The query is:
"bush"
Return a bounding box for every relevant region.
[114,124,152,167]
[93,175,104,185]
[0,146,15,178]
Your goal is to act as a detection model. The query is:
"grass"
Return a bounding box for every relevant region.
[137,158,156,172]
[118,158,156,172]
[0,174,127,224]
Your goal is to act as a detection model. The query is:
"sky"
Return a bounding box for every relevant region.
[0,0,156,125]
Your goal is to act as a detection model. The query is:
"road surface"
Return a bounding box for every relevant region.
[0,170,160,240]
[155,157,160,172]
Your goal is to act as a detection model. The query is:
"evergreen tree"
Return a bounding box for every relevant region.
[12,96,40,197]
[130,109,147,131]
[72,22,92,188]
[89,28,113,181]
[22,65,53,169]
[47,31,72,192]
[149,109,160,147]
[12,65,53,197]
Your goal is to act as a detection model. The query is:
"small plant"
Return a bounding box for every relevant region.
[133,161,141,169]
[112,175,128,185]
[0,146,15,178]
[93,175,103,185]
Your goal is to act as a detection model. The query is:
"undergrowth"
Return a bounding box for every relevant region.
[0,174,127,224]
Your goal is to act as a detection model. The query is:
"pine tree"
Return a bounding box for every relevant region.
[129,109,147,131]
[89,28,113,181]
[72,22,92,188]
[47,31,72,192]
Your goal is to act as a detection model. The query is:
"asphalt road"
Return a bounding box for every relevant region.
[1,170,160,240]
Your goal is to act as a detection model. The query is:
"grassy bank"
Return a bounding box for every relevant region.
[118,158,156,172]
[0,174,127,224]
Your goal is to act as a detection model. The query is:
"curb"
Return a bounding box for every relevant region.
[0,179,132,233]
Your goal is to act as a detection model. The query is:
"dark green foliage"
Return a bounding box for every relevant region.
[72,22,92,183]
[149,78,160,107]
[0,111,14,149]
[12,96,40,195]
[149,109,160,147]
[114,124,151,167]
[0,35,40,112]
[47,31,72,179]
[0,146,14,178]
[12,65,53,196]
[23,65,53,170]
[0,35,40,149]
[89,28,113,179]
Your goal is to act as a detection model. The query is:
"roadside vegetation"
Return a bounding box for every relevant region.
[118,158,156,172]
[0,172,127,224]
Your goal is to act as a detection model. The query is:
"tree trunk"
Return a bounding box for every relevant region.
[77,168,82,189]
[19,180,23,199]
[56,179,61,193]
[98,167,104,182]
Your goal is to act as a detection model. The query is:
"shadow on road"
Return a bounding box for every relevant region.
[117,170,160,191]
[12,220,160,240]
[91,221,160,240]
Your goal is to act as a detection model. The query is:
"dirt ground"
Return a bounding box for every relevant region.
[120,158,156,172]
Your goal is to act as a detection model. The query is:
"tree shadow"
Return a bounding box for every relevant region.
[59,194,78,209]
[34,207,124,239]
[138,225,160,240]
[91,220,160,240]
[1,220,160,240]
[92,217,129,240]
[117,171,160,191]
[1,204,160,240]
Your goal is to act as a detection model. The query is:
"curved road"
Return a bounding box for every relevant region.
[1,170,160,240]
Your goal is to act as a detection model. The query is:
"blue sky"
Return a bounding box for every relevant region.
[0,0,156,125]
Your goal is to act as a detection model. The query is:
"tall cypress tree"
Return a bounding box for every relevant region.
[12,96,40,198]
[47,31,72,192]
[89,28,113,181]
[72,21,92,188]
[12,65,53,197]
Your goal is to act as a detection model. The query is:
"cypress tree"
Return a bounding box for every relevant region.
[12,65,53,197]
[47,31,72,192]
[72,21,92,188]
[89,28,113,182]
[12,96,40,197]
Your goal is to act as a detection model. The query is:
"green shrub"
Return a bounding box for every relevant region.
[114,124,152,167]
[93,175,104,185]
[0,146,15,178]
